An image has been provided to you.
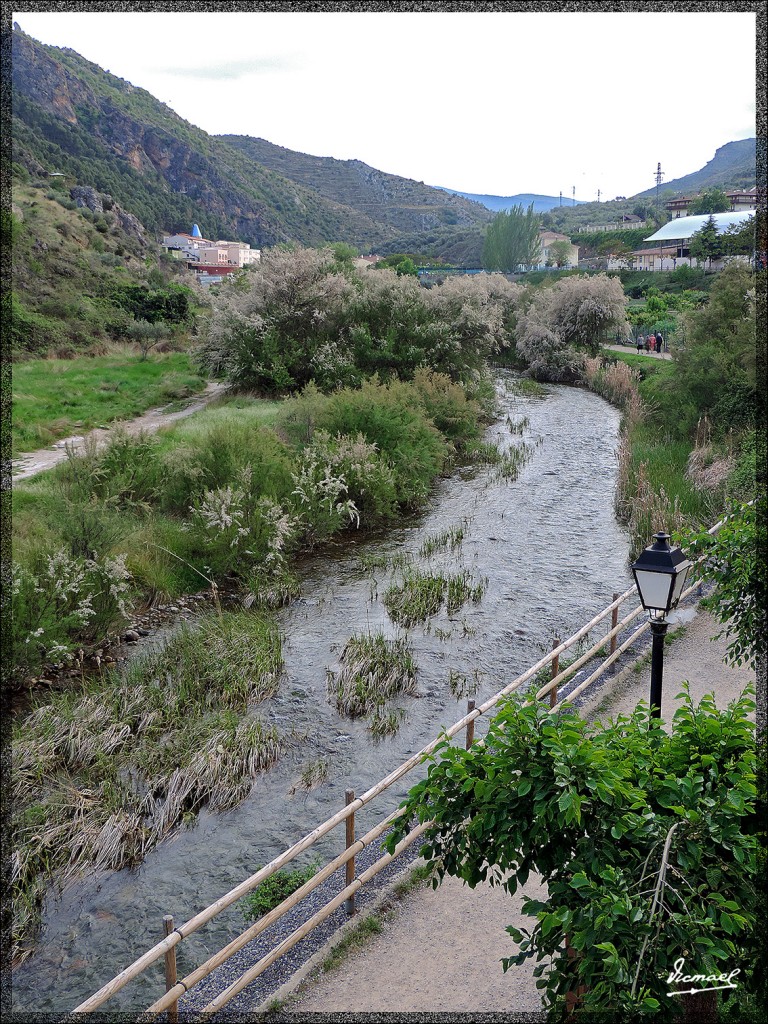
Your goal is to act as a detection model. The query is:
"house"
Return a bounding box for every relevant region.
[726,187,759,211]
[665,196,694,218]
[161,225,261,274]
[665,187,758,218]
[534,230,579,269]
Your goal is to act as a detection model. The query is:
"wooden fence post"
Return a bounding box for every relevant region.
[550,639,560,708]
[162,915,179,1024]
[610,593,619,655]
[345,789,356,916]
[465,699,476,749]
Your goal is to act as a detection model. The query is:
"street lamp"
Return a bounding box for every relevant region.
[630,533,693,720]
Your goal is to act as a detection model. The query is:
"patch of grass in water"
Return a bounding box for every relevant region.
[384,568,488,627]
[11,609,285,966]
[327,632,417,718]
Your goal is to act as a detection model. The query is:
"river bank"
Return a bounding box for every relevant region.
[12,377,632,1016]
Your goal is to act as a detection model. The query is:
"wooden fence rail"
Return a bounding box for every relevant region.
[72,513,733,1017]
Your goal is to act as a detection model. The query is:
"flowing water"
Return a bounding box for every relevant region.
[12,375,632,1014]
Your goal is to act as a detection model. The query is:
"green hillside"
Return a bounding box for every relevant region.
[11,27,489,252]
[219,135,492,236]
[11,28,389,249]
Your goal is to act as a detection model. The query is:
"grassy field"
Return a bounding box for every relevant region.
[11,350,208,454]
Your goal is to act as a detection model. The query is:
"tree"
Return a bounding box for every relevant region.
[548,239,573,268]
[686,495,766,670]
[688,215,723,268]
[483,204,542,272]
[518,273,628,361]
[721,218,756,258]
[670,262,757,439]
[689,187,731,215]
[385,689,758,1017]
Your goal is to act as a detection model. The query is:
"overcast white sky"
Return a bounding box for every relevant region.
[12,8,757,201]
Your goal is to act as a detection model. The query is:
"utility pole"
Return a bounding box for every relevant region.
[559,190,562,207]
[572,186,576,207]
[597,188,601,203]
[655,162,664,212]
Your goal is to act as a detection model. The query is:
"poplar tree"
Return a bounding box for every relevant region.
[483,204,542,272]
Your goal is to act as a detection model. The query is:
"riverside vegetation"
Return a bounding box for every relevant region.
[10,244,762,973]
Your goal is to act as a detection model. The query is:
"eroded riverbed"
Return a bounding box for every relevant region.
[12,376,631,1014]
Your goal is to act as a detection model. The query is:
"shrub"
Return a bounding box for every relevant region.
[386,688,758,1016]
[316,379,448,506]
[240,861,319,922]
[11,549,131,680]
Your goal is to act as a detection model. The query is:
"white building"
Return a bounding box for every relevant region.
[533,230,579,269]
[635,210,755,270]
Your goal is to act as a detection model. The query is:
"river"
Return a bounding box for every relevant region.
[11,375,631,1015]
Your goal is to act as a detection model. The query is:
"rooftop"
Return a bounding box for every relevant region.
[645,210,754,242]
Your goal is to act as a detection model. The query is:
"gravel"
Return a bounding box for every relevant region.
[178,827,424,1018]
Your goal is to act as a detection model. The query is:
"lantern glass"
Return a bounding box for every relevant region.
[669,561,693,608]
[633,568,674,613]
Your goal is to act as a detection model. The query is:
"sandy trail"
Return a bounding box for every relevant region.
[283,607,755,1016]
[11,381,228,482]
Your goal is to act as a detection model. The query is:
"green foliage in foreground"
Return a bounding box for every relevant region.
[11,352,207,454]
[687,495,767,669]
[386,689,758,1016]
[240,861,320,922]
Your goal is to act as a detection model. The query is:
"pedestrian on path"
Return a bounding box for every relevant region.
[656,331,665,353]
[637,335,644,354]
[648,332,656,353]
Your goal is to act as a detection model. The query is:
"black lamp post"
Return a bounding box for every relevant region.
[630,533,693,720]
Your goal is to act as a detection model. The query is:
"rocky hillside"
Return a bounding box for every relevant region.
[220,136,493,235]
[11,27,489,251]
[631,139,756,198]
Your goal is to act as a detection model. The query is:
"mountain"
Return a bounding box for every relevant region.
[10,28,490,251]
[437,189,589,213]
[219,136,493,235]
[631,139,756,198]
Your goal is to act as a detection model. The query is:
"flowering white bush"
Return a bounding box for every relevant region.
[515,274,628,380]
[12,550,132,679]
[291,440,361,546]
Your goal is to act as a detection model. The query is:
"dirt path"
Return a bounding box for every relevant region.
[11,382,228,482]
[604,343,672,360]
[280,607,755,1016]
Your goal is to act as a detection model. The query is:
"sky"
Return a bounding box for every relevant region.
[11,8,758,202]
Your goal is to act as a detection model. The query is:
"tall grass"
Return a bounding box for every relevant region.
[585,353,720,556]
[11,611,284,966]
[327,632,417,720]
[383,568,488,627]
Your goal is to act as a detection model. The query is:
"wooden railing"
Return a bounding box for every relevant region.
[72,516,734,1017]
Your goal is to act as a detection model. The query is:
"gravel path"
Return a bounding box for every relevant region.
[279,604,756,1018]
[168,600,756,1020]
[11,381,228,481]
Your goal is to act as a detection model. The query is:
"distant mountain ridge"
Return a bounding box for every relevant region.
[436,189,589,213]
[631,139,756,198]
[219,136,493,235]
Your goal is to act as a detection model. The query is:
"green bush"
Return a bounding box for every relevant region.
[240,862,319,922]
[316,379,448,506]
